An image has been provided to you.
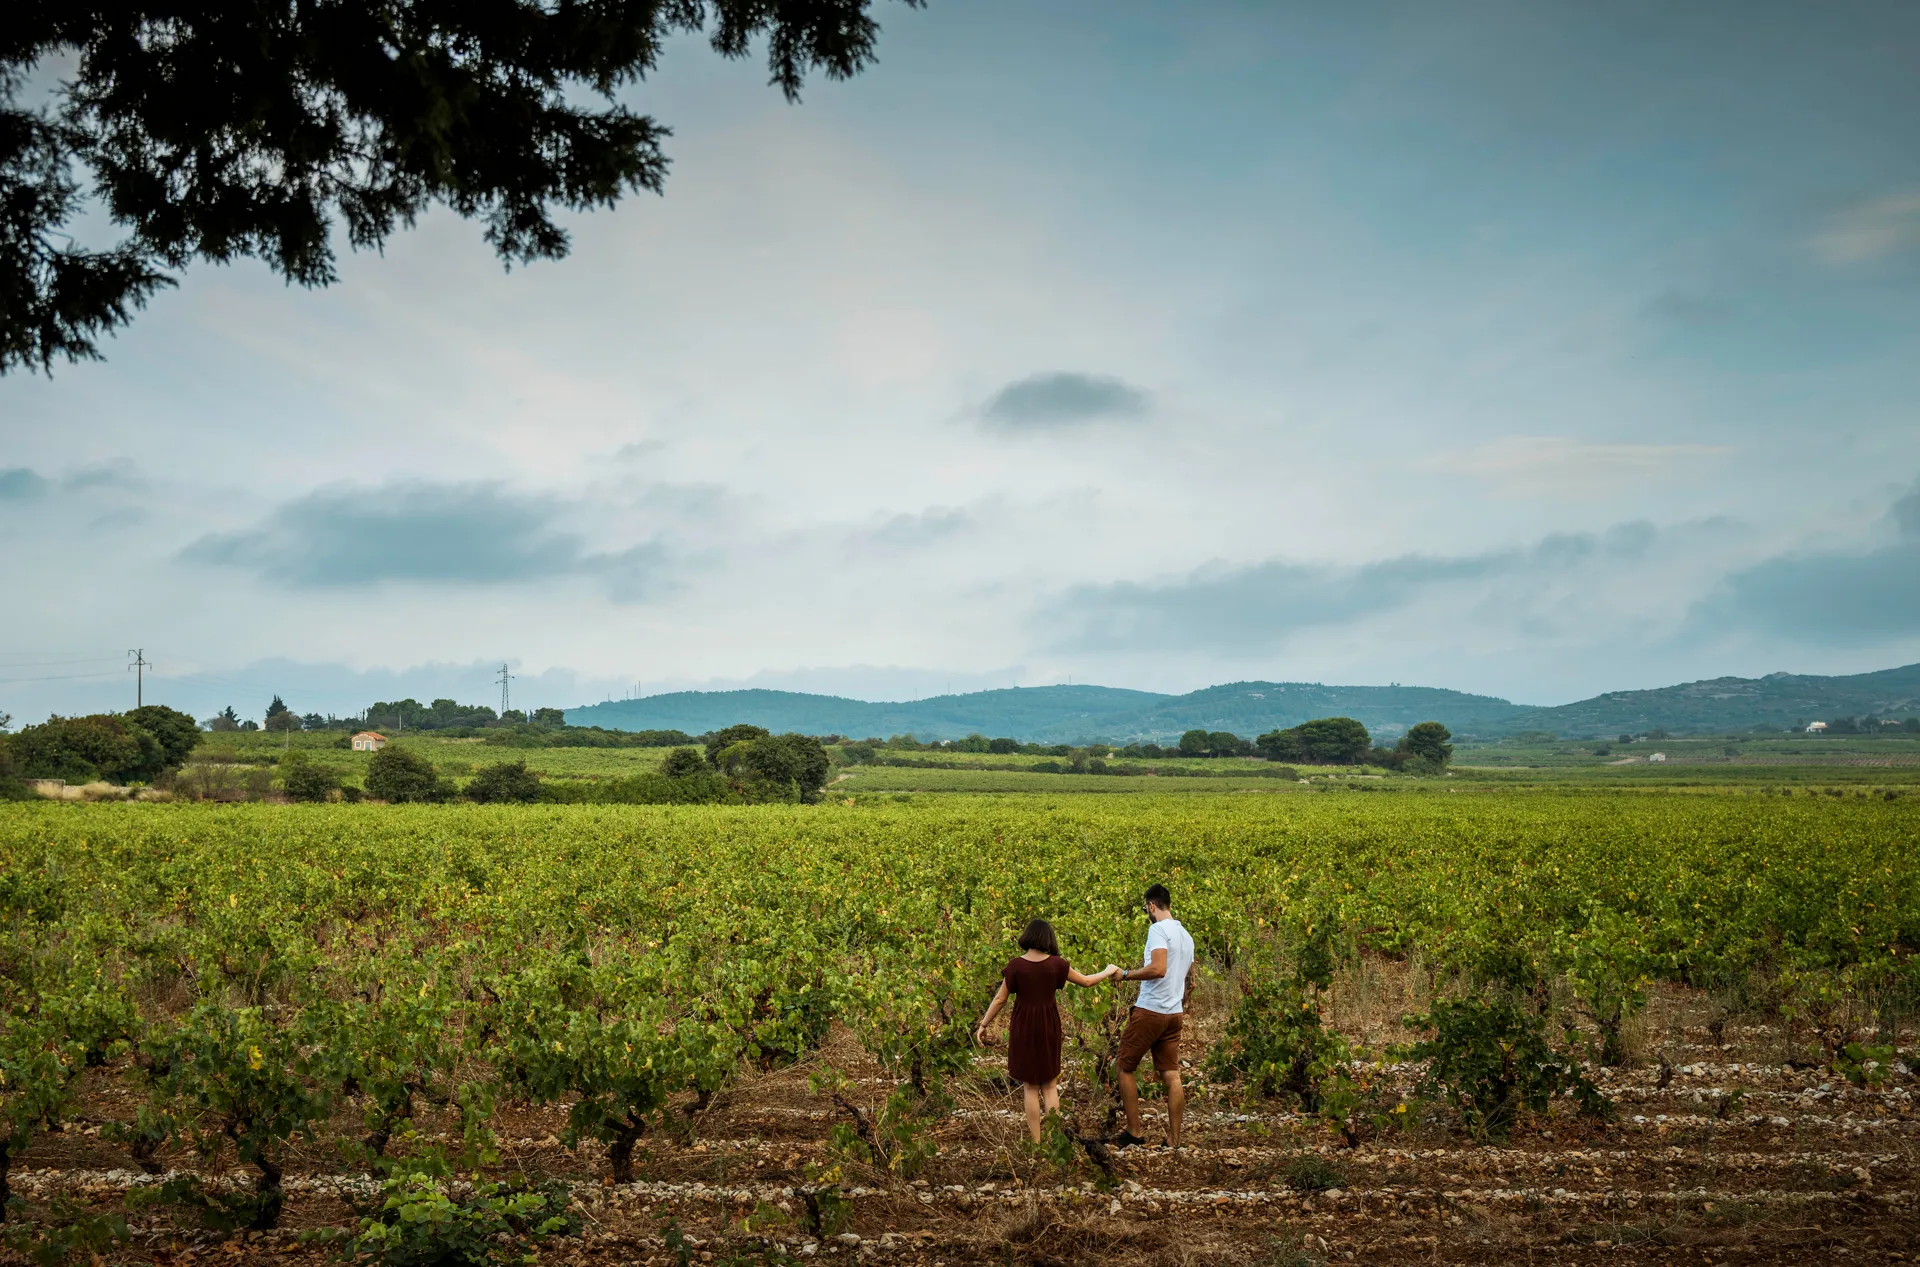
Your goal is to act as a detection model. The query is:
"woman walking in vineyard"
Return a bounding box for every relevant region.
[975,918,1119,1142]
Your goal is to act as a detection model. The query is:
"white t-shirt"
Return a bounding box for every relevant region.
[1134,917,1194,1015]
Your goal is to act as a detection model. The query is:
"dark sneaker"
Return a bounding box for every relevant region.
[1114,1132,1147,1149]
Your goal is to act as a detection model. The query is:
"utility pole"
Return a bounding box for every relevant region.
[127,649,150,707]
[497,663,513,717]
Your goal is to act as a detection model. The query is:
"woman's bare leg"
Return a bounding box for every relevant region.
[1023,1083,1044,1142]
[1042,1079,1061,1118]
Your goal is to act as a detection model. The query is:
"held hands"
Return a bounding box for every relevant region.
[1103,963,1124,983]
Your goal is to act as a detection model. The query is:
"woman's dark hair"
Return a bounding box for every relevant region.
[1017,918,1060,956]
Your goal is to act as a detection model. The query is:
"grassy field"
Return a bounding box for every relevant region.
[191,731,1920,799]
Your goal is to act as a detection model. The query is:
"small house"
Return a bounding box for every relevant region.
[1648,752,1667,763]
[351,731,388,752]
[1805,721,1828,734]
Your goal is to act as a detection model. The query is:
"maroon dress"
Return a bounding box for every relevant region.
[1003,954,1070,1085]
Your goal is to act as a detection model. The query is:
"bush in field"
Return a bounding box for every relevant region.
[10,713,168,783]
[1397,721,1451,764]
[659,747,706,778]
[1179,729,1251,758]
[280,754,341,803]
[704,724,772,766]
[1207,974,1350,1110]
[328,1170,575,1266]
[135,1005,331,1229]
[1258,717,1372,765]
[710,731,832,802]
[125,705,202,768]
[365,746,453,804]
[0,740,27,800]
[1407,996,1610,1141]
[466,760,542,804]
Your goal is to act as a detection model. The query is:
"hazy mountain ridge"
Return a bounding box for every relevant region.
[1120,681,1534,742]
[1511,663,1920,737]
[563,663,1920,743]
[565,685,1166,743]
[566,680,1531,742]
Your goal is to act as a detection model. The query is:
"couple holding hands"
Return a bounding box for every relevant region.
[974,883,1195,1148]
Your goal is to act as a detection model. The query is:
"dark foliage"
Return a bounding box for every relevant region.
[9,712,174,783]
[466,760,543,804]
[0,737,27,799]
[364,745,452,803]
[704,723,773,766]
[124,704,202,768]
[1257,716,1372,765]
[1178,728,1253,758]
[737,732,833,801]
[659,747,706,778]
[1408,996,1610,1142]
[1396,720,1453,769]
[279,755,340,803]
[3,1,917,371]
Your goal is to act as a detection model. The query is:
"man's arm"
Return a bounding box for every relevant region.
[1121,948,1169,982]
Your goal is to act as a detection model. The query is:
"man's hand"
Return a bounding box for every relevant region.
[1103,963,1123,981]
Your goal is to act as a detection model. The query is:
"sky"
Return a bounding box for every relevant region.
[5,0,1920,725]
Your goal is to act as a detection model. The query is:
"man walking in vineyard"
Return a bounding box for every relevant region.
[1107,883,1196,1149]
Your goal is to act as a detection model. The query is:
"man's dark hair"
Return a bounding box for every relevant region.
[1144,883,1171,910]
[1017,918,1060,957]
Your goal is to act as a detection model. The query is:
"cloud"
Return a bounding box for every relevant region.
[0,468,51,501]
[1694,478,1920,644]
[852,507,973,550]
[1437,436,1733,496]
[979,372,1150,430]
[62,460,144,492]
[1812,189,1920,265]
[0,462,144,503]
[180,482,672,598]
[1039,524,1667,653]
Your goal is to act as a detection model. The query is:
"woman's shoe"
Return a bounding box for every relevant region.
[1114,1131,1147,1149]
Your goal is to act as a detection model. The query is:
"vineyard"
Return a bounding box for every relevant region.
[1,792,1916,1264]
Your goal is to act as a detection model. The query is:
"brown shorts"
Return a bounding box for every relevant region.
[1116,1007,1183,1074]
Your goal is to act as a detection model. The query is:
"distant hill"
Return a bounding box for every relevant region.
[564,663,1920,744]
[1119,681,1535,742]
[565,685,1168,742]
[1505,663,1920,738]
[566,681,1532,743]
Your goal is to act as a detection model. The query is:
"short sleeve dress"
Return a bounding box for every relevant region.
[1003,954,1071,1085]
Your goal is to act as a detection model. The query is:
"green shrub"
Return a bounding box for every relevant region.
[1,1195,130,1264]
[280,755,341,803]
[659,747,706,778]
[365,746,453,804]
[319,1169,575,1266]
[136,1004,332,1228]
[466,760,542,804]
[1281,1153,1345,1193]
[1206,976,1349,1110]
[1407,996,1610,1141]
[9,714,155,783]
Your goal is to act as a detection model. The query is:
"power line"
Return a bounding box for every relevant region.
[0,655,124,668]
[0,670,123,685]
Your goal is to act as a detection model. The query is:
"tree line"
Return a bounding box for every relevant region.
[310,724,833,806]
[838,718,1453,771]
